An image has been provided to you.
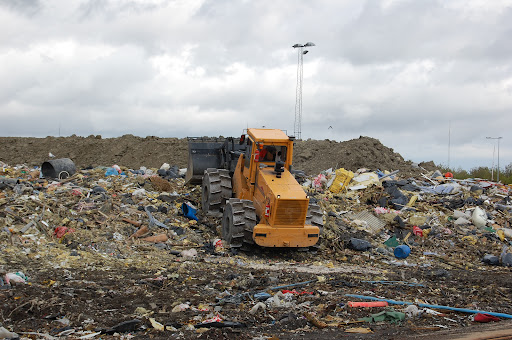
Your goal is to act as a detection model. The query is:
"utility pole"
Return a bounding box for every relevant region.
[486,137,503,182]
[292,42,315,140]
[448,121,451,169]
[491,144,495,181]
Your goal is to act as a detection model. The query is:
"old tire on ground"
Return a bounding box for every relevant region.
[201,168,232,213]
[222,198,257,249]
[306,202,324,248]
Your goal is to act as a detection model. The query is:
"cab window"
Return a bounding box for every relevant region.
[261,145,287,163]
[276,146,287,163]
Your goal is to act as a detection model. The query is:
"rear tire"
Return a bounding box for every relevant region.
[201,168,232,213]
[222,198,256,249]
[306,202,324,249]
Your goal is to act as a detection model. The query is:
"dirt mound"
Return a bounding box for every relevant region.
[293,136,422,176]
[0,135,436,176]
[0,135,189,170]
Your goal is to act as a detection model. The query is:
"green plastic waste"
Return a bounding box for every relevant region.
[384,236,399,248]
[483,226,496,233]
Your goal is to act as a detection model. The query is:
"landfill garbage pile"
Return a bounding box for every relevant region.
[2,156,512,338]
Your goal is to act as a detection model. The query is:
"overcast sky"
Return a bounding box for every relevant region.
[1,0,511,171]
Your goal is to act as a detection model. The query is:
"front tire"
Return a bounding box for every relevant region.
[222,198,256,249]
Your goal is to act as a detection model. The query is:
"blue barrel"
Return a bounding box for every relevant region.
[394,245,411,259]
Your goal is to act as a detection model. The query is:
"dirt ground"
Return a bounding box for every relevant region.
[0,135,435,177]
[1,135,511,340]
[3,245,512,339]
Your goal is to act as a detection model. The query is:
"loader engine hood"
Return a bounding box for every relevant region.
[255,166,309,226]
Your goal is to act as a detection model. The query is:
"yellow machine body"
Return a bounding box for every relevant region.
[231,129,320,247]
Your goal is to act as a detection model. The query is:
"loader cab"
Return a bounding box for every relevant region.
[259,145,288,163]
[244,142,284,167]
[241,129,294,183]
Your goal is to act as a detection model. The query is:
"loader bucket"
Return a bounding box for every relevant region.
[185,137,226,185]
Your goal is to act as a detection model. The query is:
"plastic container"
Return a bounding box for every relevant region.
[394,245,411,259]
[41,158,76,179]
[329,168,354,193]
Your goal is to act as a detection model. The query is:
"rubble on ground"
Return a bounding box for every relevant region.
[1,157,512,339]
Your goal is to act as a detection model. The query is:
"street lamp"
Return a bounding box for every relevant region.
[292,42,315,140]
[486,136,503,182]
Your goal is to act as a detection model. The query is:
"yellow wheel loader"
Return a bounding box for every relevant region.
[186,128,323,250]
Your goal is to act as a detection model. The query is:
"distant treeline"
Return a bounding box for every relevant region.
[440,164,512,185]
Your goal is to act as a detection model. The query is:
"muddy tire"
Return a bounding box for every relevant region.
[222,198,257,249]
[306,202,324,248]
[201,168,232,213]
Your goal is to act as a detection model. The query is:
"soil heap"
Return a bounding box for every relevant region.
[0,135,436,176]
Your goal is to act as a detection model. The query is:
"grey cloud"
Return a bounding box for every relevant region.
[0,0,41,16]
[335,0,510,64]
[78,0,170,20]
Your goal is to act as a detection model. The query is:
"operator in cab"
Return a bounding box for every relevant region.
[263,146,276,161]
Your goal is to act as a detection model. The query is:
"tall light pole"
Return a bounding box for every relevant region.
[448,121,451,169]
[486,136,503,182]
[292,42,315,140]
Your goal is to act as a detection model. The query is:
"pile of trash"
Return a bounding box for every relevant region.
[2,158,512,339]
[306,167,512,267]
